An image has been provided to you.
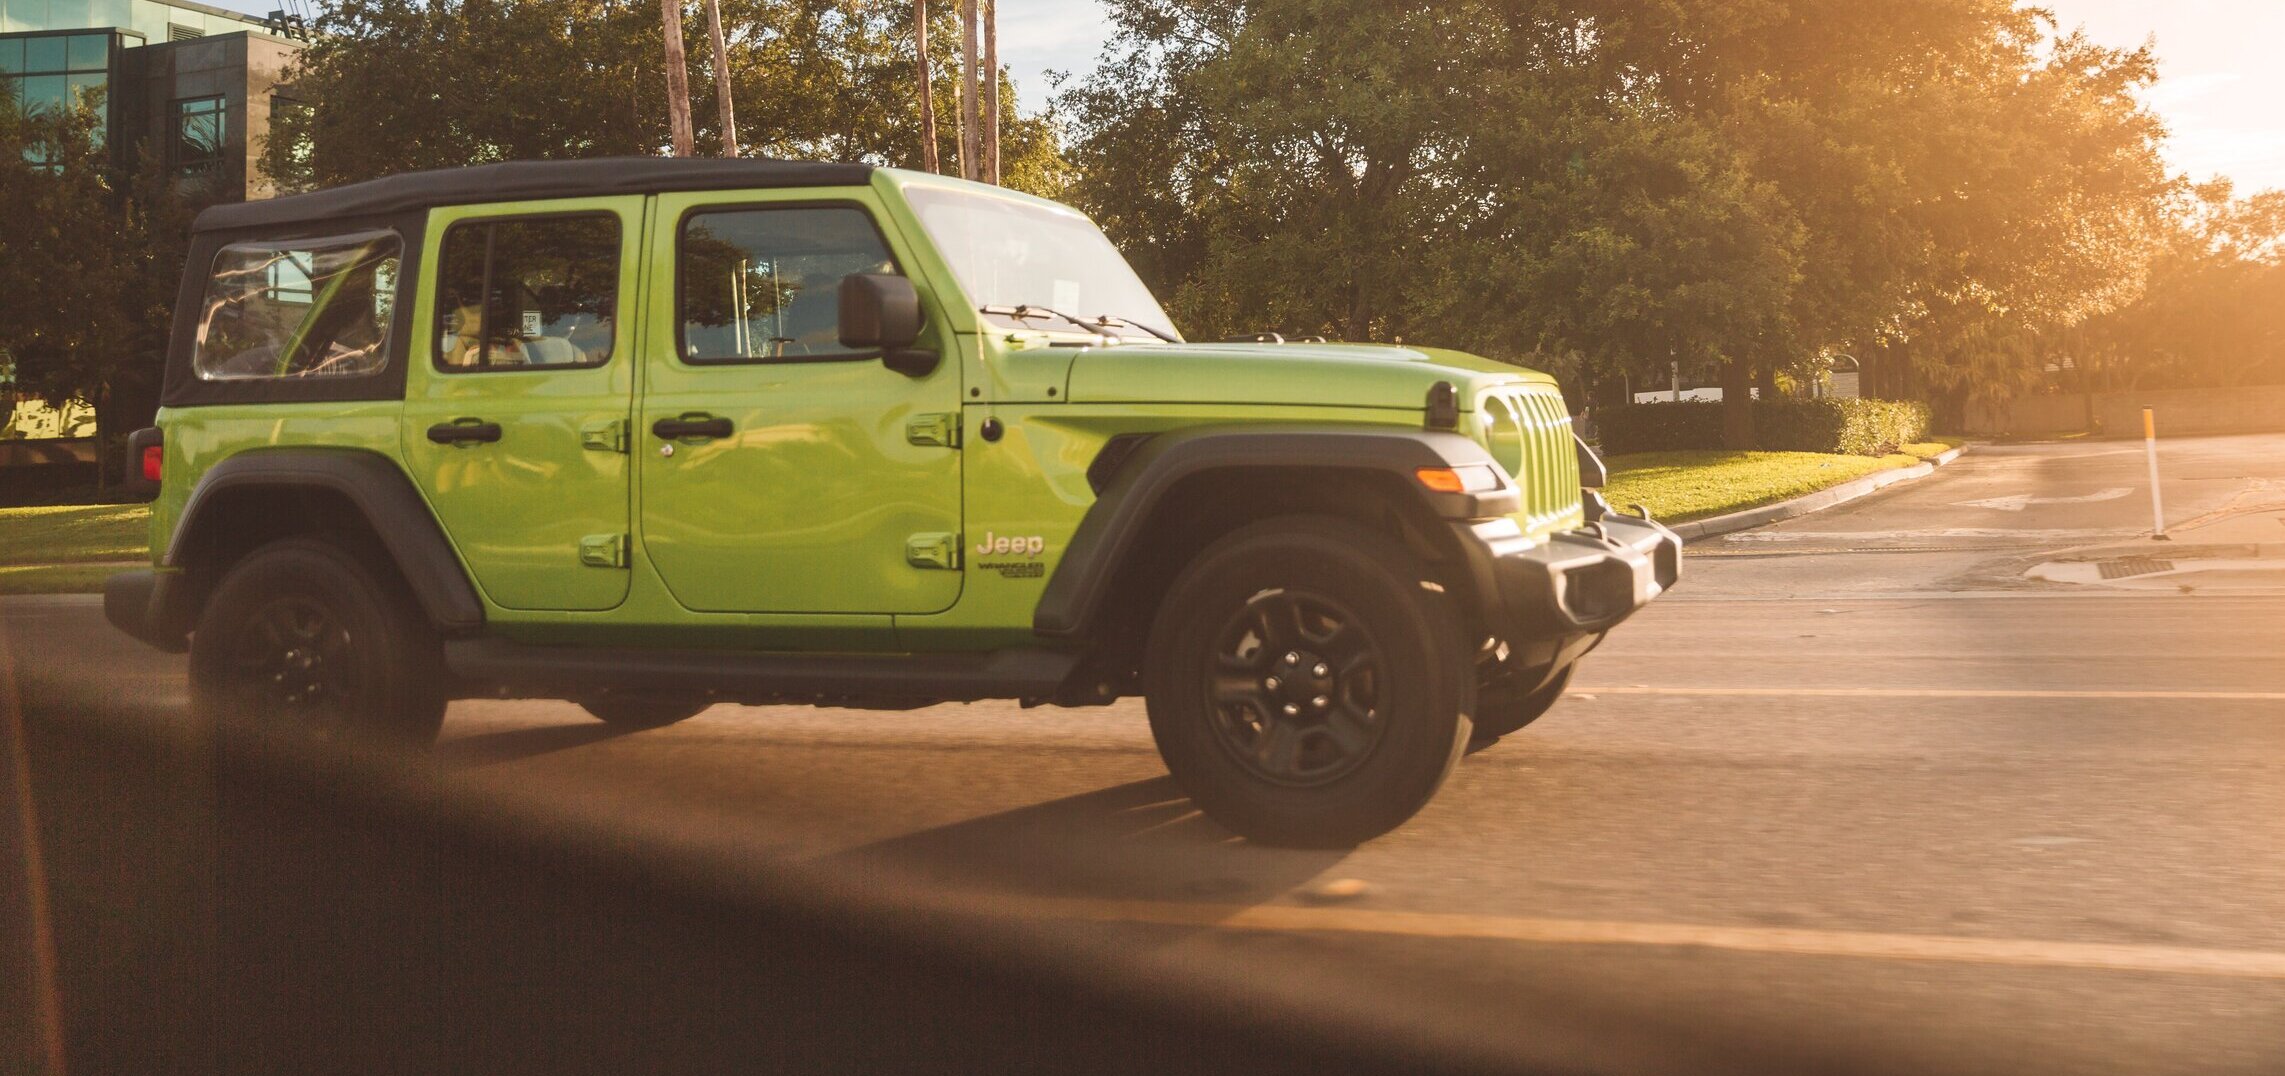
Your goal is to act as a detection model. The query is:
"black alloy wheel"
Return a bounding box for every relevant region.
[1205,588,1389,787]
[190,537,447,748]
[1145,515,1474,848]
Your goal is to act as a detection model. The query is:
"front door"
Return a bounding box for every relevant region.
[637,190,964,615]
[402,198,642,611]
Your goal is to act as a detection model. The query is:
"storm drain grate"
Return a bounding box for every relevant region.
[2097,557,2175,580]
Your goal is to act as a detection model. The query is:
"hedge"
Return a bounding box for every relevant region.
[1599,398,1931,457]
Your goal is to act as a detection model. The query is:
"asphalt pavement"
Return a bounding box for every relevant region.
[10,432,2285,1074]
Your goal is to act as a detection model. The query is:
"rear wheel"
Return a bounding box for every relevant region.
[189,537,447,748]
[1144,516,1473,848]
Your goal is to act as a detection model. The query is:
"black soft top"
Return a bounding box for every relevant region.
[194,157,876,233]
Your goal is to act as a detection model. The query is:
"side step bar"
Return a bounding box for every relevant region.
[445,637,1083,706]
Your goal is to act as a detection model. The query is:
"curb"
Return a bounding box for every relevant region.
[1671,445,1971,543]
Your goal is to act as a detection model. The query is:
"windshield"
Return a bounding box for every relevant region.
[905,186,1180,342]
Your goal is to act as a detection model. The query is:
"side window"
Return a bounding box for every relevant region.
[678,206,898,363]
[192,232,401,381]
[434,215,619,371]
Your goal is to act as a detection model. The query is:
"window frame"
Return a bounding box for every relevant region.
[429,210,625,375]
[671,199,906,368]
[170,94,226,179]
[189,229,405,383]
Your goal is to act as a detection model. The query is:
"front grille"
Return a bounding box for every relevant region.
[1475,385,1582,535]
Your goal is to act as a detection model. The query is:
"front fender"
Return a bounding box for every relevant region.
[1032,425,1516,639]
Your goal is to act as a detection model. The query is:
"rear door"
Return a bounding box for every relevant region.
[636,190,964,615]
[401,198,642,611]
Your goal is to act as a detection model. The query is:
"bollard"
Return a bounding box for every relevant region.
[2144,407,2168,541]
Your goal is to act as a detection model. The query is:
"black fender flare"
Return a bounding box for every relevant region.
[1033,426,1517,639]
[160,448,485,635]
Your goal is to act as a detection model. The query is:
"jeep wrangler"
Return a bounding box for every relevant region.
[106,158,1679,847]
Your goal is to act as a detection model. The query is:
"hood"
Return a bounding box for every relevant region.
[1062,342,1559,412]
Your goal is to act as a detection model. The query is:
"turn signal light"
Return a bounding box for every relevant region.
[1415,465,1501,494]
[141,444,163,483]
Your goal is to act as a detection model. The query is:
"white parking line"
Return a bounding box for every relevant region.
[1573,686,2285,701]
[957,897,2285,980]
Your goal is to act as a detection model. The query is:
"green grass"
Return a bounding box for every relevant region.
[0,503,151,593]
[1602,449,1937,523]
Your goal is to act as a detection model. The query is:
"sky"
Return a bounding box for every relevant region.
[202,0,2283,195]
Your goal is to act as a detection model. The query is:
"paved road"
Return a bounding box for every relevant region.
[11,432,2285,1074]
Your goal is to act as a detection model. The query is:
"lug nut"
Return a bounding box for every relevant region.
[1311,695,1330,709]
[1281,703,1300,716]
[1264,676,1281,691]
[1312,663,1330,678]
[1284,652,1301,665]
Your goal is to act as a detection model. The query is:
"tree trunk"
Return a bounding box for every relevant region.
[702,0,737,157]
[1753,361,1776,401]
[981,0,999,185]
[958,0,978,181]
[660,0,694,157]
[914,0,938,173]
[1720,357,1755,450]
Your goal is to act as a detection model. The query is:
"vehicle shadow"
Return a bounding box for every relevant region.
[832,776,1350,908]
[434,723,636,768]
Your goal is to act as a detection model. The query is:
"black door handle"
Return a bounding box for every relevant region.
[652,415,733,440]
[427,420,502,445]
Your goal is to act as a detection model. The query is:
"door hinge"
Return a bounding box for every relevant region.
[580,418,630,454]
[905,532,961,570]
[579,533,629,568]
[905,412,961,449]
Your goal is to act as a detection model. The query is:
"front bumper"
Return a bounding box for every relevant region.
[1456,509,1682,639]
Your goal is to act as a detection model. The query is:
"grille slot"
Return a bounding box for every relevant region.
[1475,386,1581,534]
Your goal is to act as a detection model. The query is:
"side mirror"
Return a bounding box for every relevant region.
[839,273,937,377]
[840,273,923,350]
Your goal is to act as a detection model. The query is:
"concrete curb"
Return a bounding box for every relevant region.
[1671,445,1971,543]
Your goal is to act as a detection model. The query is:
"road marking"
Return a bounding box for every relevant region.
[1724,528,2134,543]
[964,897,2285,980]
[1953,489,2133,512]
[1572,686,2285,701]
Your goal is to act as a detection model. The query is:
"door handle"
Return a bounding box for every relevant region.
[651,414,734,440]
[427,419,502,445]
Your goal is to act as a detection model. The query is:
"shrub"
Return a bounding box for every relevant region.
[1599,398,1931,456]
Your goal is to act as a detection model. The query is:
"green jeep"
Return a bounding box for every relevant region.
[106,158,1679,847]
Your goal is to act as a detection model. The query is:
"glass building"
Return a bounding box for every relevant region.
[1,0,305,200]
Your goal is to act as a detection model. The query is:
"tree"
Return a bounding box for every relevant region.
[263,0,1066,197]
[0,94,194,485]
[1061,0,2175,441]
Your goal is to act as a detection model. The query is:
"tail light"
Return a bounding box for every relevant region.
[141,444,164,483]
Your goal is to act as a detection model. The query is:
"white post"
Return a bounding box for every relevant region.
[1669,359,1680,403]
[2144,407,2168,541]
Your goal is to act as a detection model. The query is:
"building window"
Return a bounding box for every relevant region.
[172,95,226,180]
[1,32,111,125]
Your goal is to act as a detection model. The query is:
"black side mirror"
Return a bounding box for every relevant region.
[839,273,937,377]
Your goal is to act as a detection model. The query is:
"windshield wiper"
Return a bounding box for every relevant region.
[1086,314,1178,343]
[981,304,1177,343]
[980,304,1106,336]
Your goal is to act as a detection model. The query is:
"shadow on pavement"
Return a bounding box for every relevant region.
[838,776,1351,906]
[434,721,636,768]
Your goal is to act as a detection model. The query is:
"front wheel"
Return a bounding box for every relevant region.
[1143,516,1474,848]
[188,537,447,748]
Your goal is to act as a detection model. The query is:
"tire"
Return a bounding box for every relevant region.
[1143,516,1474,848]
[189,537,447,748]
[1466,662,1575,754]
[577,692,712,729]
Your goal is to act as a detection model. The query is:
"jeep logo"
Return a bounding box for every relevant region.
[975,531,1046,558]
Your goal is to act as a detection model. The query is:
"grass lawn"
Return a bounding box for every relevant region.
[1602,439,1965,523]
[0,503,152,594]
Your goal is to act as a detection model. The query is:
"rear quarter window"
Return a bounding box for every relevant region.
[192,232,401,381]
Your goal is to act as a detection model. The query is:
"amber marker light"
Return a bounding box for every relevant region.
[1416,465,1502,494]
